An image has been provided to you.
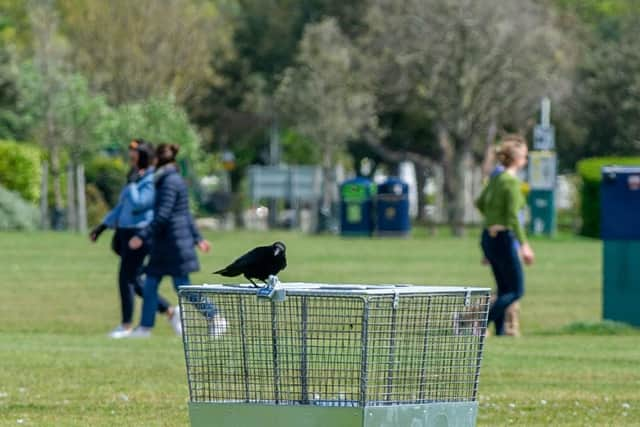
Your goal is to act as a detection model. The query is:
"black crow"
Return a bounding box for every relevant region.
[213,241,287,287]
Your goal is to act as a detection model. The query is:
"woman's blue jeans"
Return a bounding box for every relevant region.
[140,274,217,328]
[481,230,525,335]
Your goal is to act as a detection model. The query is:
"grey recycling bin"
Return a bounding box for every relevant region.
[179,283,490,427]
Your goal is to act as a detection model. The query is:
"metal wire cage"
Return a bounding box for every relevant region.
[179,283,490,427]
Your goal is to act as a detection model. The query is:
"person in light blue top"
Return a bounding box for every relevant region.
[89,140,179,339]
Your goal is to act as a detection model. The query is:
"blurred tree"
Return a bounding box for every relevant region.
[570,21,640,161]
[104,97,202,169]
[0,45,24,140]
[0,0,31,50]
[361,0,572,235]
[275,18,380,229]
[58,0,234,105]
[28,0,69,217]
[549,3,640,168]
[51,73,111,163]
[553,0,640,39]
[0,0,31,138]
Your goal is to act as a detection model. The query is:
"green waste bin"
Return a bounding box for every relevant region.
[339,177,376,236]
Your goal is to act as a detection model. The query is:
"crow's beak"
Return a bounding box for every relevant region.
[274,247,281,256]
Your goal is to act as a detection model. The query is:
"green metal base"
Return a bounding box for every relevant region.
[603,240,640,326]
[189,402,478,427]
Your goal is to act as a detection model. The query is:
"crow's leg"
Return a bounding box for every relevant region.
[244,274,259,287]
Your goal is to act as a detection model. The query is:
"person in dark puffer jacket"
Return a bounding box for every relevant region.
[126,143,225,338]
[89,140,177,339]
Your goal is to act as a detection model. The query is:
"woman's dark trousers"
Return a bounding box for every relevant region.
[114,228,171,324]
[481,230,525,335]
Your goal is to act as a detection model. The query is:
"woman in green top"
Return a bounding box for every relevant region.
[476,135,535,336]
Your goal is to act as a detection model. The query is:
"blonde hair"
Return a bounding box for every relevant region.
[496,134,527,167]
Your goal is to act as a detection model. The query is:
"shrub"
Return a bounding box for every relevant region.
[577,157,640,237]
[85,183,110,227]
[0,184,40,230]
[0,140,42,202]
[85,155,127,207]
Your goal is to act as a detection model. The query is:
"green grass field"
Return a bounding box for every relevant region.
[1,229,638,426]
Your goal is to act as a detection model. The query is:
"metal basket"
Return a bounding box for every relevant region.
[179,283,490,427]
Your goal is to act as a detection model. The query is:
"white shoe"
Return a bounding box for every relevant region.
[169,306,182,337]
[208,315,227,338]
[108,325,132,339]
[127,327,152,338]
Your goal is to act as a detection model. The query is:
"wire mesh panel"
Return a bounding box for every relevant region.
[179,284,489,408]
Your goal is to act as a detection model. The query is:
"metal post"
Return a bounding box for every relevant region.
[418,296,432,402]
[359,299,369,406]
[385,293,399,402]
[541,96,551,127]
[300,296,309,404]
[271,300,280,403]
[472,294,490,401]
[238,296,251,402]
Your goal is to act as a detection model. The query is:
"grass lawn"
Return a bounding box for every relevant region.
[0,229,638,426]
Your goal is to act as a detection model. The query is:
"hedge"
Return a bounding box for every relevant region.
[0,140,43,203]
[0,184,40,230]
[577,157,640,237]
[85,155,127,207]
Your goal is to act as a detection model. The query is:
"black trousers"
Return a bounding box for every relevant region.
[480,229,525,335]
[113,228,171,324]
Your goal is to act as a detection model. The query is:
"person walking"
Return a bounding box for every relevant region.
[475,134,534,336]
[126,143,224,338]
[89,140,179,339]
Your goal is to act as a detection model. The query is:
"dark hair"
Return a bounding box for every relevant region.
[136,142,155,169]
[156,143,180,167]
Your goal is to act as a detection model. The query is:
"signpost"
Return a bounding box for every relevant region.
[528,97,557,236]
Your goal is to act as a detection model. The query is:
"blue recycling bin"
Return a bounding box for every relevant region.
[600,166,640,327]
[339,177,375,236]
[376,177,410,236]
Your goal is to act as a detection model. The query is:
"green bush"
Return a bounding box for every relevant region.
[577,157,640,237]
[0,184,40,230]
[85,183,110,228]
[85,155,127,207]
[0,140,43,202]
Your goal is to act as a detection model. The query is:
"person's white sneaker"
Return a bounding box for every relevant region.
[169,306,182,337]
[127,327,152,338]
[208,315,227,338]
[108,325,132,339]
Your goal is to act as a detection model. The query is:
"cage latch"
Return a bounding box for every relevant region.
[393,291,400,309]
[256,275,286,301]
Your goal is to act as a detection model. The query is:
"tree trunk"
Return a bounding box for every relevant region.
[440,127,473,237]
[40,162,49,230]
[317,147,337,233]
[67,162,77,231]
[76,163,88,233]
[50,144,64,229]
[415,162,427,223]
[438,127,461,236]
[481,122,498,178]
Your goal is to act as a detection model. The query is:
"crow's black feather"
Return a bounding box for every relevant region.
[214,242,287,287]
